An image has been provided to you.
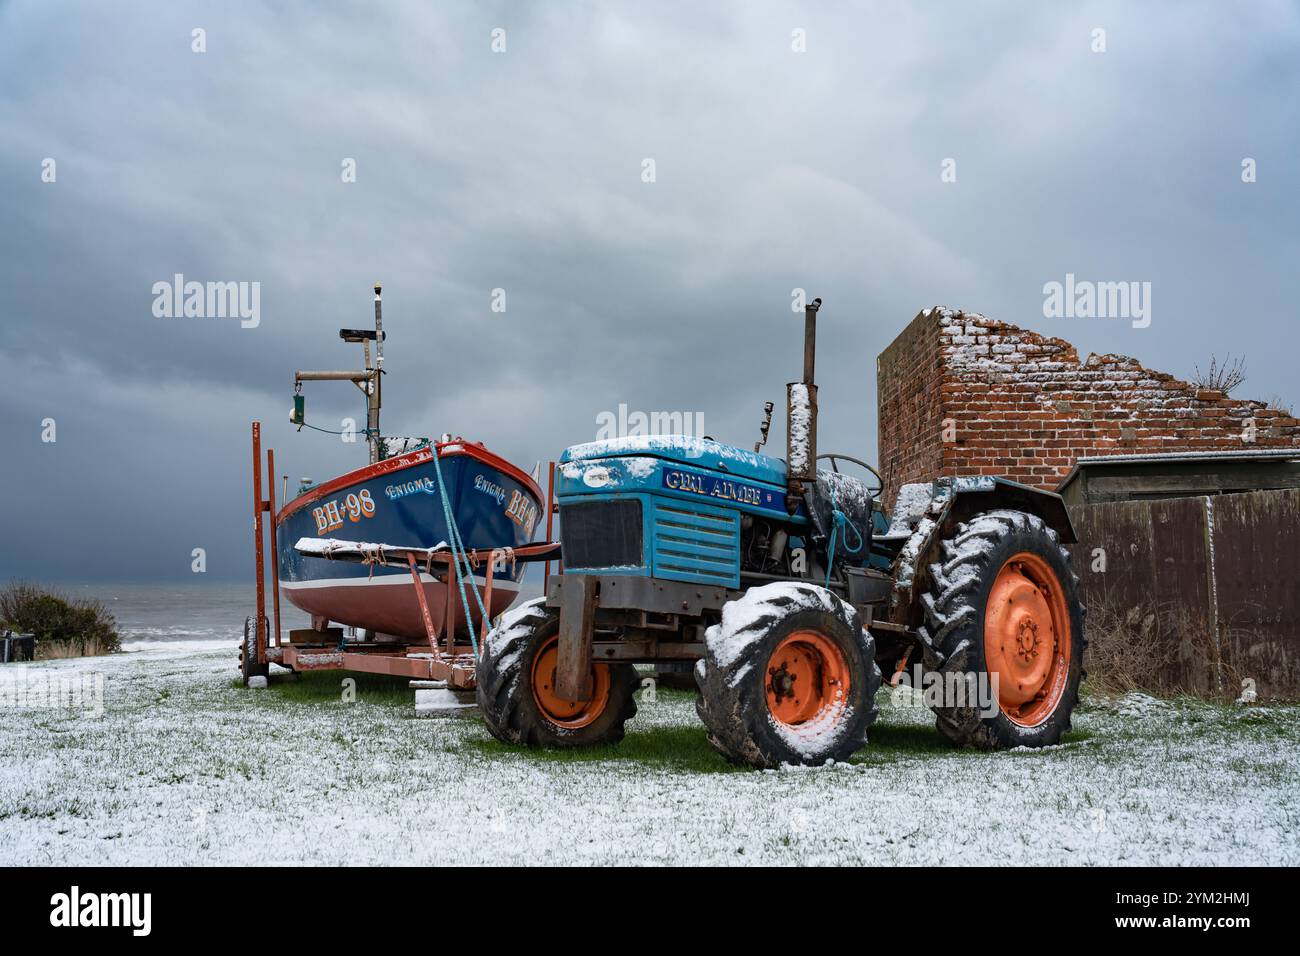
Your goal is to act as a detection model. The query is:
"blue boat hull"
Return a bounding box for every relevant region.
[276,442,543,639]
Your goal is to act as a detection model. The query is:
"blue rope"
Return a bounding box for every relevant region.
[429,442,486,656]
[825,484,864,588]
[299,422,380,438]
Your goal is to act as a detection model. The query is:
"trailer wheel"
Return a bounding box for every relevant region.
[695,582,880,769]
[240,615,269,685]
[917,509,1085,749]
[476,598,638,748]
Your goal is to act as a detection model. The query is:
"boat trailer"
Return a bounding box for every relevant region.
[247,421,561,689]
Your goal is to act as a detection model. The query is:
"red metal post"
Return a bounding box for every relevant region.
[252,422,267,665]
[267,447,282,648]
[544,460,557,592]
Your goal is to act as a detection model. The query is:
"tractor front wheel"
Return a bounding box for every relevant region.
[918,509,1086,749]
[476,598,638,748]
[695,582,880,768]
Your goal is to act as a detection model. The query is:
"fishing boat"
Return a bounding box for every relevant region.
[273,285,544,641]
[277,439,543,639]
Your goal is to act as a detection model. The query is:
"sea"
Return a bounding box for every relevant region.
[55,582,312,654]
[54,576,544,653]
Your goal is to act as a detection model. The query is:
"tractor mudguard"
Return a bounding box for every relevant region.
[937,477,1075,544]
[885,476,1076,624]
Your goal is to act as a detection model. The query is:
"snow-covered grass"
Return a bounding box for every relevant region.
[1,646,1297,865]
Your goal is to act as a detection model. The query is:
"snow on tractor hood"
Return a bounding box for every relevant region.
[561,435,787,487]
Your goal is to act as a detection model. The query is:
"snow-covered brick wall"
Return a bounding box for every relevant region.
[876,309,946,511]
[877,307,1300,509]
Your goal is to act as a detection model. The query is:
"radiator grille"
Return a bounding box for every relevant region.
[651,499,740,588]
[560,499,644,569]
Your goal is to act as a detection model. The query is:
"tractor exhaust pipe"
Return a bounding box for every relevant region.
[786,296,820,513]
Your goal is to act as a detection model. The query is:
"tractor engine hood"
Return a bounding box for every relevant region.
[561,435,787,488]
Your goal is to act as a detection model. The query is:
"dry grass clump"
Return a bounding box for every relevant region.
[1082,597,1236,699]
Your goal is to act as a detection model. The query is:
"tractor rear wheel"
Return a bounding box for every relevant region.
[695,582,880,768]
[476,598,638,748]
[918,509,1085,749]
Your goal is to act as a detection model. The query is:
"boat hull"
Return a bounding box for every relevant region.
[276,442,543,640]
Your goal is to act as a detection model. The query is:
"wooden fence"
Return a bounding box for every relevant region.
[1067,488,1300,699]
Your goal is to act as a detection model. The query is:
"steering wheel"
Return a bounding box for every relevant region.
[816,453,884,498]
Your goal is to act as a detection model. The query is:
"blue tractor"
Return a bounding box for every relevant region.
[477,298,1086,768]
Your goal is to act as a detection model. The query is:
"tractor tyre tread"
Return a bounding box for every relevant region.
[916,509,1086,749]
[476,598,638,748]
[695,582,880,769]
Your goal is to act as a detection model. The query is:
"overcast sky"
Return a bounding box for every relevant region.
[1,1,1297,582]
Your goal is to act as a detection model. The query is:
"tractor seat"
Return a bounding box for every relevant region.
[804,469,876,548]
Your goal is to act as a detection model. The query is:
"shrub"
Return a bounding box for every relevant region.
[0,582,120,657]
[1191,353,1247,395]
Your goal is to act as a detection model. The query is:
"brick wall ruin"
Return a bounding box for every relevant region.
[877,307,1300,509]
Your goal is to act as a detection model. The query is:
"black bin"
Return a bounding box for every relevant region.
[1,633,36,663]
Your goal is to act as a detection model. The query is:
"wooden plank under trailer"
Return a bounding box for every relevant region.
[251,418,563,692]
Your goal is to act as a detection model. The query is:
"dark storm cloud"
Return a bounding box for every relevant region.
[1,1,1297,581]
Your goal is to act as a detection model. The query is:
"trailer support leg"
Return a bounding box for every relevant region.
[481,554,496,647]
[407,554,442,660]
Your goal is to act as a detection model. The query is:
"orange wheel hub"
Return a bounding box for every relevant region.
[530,636,612,729]
[983,552,1073,726]
[765,630,852,728]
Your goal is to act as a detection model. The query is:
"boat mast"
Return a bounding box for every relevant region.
[294,283,386,464]
[370,283,383,461]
